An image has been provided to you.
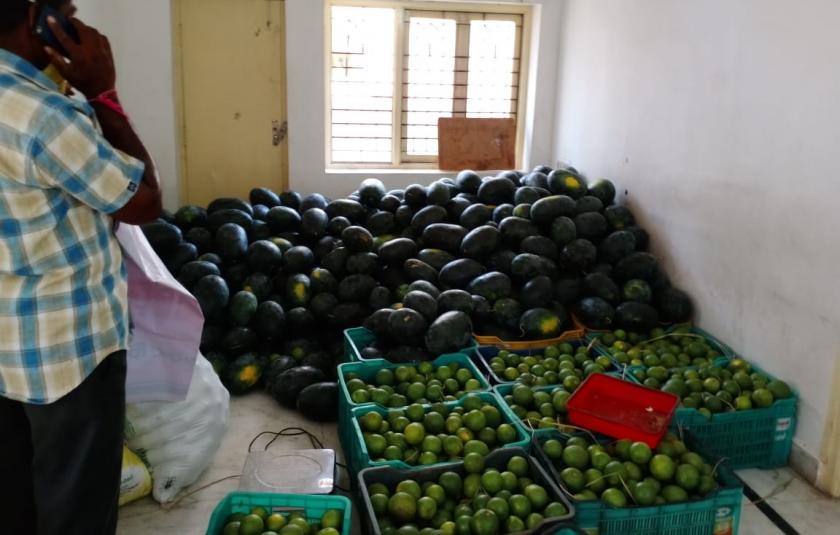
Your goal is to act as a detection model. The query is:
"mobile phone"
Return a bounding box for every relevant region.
[34,4,80,57]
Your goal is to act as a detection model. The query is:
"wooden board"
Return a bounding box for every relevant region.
[438,118,516,171]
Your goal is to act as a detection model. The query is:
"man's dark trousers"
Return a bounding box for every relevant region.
[0,351,127,535]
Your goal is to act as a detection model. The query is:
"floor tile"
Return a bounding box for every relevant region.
[739,467,840,534]
[118,393,839,534]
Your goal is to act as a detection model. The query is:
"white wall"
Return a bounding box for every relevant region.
[74,0,180,210]
[286,0,565,198]
[72,0,564,205]
[553,0,840,469]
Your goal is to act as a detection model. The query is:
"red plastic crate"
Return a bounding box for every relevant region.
[566,373,679,448]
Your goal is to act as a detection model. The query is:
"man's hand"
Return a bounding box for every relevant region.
[44,17,115,98]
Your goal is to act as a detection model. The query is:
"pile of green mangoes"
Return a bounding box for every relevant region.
[631,357,792,416]
[595,327,722,369]
[358,394,520,466]
[486,342,612,386]
[344,360,483,408]
[541,432,720,508]
[219,507,343,535]
[500,384,572,431]
[366,455,569,535]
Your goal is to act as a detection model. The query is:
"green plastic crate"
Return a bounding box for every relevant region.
[621,358,797,469]
[473,340,615,385]
[358,446,575,535]
[587,325,737,370]
[344,327,478,362]
[344,327,377,362]
[493,372,636,439]
[672,358,797,469]
[345,391,530,481]
[532,431,743,535]
[494,382,568,438]
[668,326,737,357]
[336,353,491,474]
[205,492,352,535]
[338,353,491,413]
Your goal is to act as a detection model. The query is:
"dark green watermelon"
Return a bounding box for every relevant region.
[616,302,659,332]
[388,308,428,346]
[598,230,637,265]
[439,259,486,290]
[623,279,653,304]
[478,177,516,205]
[358,178,386,208]
[249,187,281,208]
[194,275,229,323]
[270,366,327,408]
[467,271,512,301]
[459,204,493,229]
[184,227,213,254]
[297,382,339,421]
[587,179,616,206]
[455,170,482,193]
[531,195,576,226]
[605,205,636,230]
[437,290,474,314]
[547,170,587,199]
[655,287,694,323]
[576,297,615,329]
[403,290,438,322]
[584,272,621,304]
[425,311,473,354]
[460,225,500,260]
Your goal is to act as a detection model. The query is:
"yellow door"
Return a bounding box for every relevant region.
[176,0,288,206]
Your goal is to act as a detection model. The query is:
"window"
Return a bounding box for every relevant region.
[328,1,528,167]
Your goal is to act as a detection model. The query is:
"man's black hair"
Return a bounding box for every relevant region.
[0,0,33,34]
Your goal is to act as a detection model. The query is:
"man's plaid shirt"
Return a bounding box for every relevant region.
[0,49,144,404]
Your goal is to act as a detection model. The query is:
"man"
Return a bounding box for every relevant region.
[0,1,162,533]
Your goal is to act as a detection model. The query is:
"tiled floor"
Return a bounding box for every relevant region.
[117,392,839,535]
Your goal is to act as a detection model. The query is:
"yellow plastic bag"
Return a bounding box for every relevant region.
[120,446,152,506]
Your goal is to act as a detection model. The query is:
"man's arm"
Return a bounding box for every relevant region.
[46,16,161,224]
[89,97,163,224]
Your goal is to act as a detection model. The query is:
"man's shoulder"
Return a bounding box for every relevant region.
[0,72,89,133]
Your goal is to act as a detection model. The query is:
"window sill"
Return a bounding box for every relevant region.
[326,168,449,174]
[324,168,510,175]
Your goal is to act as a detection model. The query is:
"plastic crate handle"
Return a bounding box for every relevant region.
[529,522,588,535]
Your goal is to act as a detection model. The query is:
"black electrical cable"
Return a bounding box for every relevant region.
[247,427,348,493]
[248,427,324,452]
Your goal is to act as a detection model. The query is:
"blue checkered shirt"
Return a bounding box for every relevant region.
[0,50,145,404]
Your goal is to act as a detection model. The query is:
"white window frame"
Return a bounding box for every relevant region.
[325,0,533,170]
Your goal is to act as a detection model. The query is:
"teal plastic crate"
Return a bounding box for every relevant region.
[358,446,575,535]
[338,353,491,413]
[345,391,530,480]
[532,431,743,535]
[588,326,737,368]
[473,340,615,385]
[344,327,377,362]
[668,326,737,357]
[494,372,637,439]
[672,358,798,469]
[621,356,797,469]
[494,382,568,438]
[336,352,491,474]
[344,327,478,362]
[206,492,352,535]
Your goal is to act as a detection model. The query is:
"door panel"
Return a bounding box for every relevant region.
[177,0,287,206]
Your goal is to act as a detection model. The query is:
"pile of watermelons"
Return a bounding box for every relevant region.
[141,166,693,419]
